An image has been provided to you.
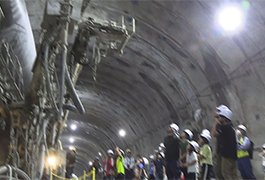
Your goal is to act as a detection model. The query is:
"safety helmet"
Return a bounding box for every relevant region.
[189,141,199,153]
[159,143,165,148]
[149,155,154,159]
[202,129,210,136]
[170,123,179,133]
[200,133,211,141]
[184,129,193,139]
[107,149,114,154]
[72,147,76,153]
[217,106,233,120]
[237,125,247,132]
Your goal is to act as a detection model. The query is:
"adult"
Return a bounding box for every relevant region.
[164,123,181,180]
[103,149,116,180]
[124,149,135,180]
[212,105,239,180]
[236,125,256,180]
[115,148,125,180]
[65,147,76,178]
[92,156,102,180]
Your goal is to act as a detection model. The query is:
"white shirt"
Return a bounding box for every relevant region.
[186,151,199,174]
[124,156,135,169]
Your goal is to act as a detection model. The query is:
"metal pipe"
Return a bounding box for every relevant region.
[33,144,45,180]
[12,167,31,180]
[7,165,12,180]
[0,166,8,174]
[43,43,59,113]
[63,104,79,113]
[65,66,85,114]
[0,0,36,92]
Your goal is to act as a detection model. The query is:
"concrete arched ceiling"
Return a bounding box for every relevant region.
[26,0,265,177]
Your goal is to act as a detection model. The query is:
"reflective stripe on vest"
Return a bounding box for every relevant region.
[237,137,249,158]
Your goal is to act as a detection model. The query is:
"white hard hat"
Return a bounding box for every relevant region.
[200,133,211,141]
[216,105,229,111]
[159,143,165,148]
[184,129,193,139]
[217,106,233,120]
[142,157,149,165]
[237,125,247,132]
[107,149,114,154]
[189,141,199,153]
[159,152,165,158]
[170,123,179,133]
[149,155,154,159]
[262,144,265,149]
[119,149,124,155]
[202,129,210,136]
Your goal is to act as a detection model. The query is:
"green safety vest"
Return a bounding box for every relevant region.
[237,137,249,158]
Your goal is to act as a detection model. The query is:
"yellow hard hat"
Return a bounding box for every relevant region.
[72,147,76,153]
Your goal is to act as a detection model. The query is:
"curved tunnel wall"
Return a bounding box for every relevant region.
[23,0,265,178]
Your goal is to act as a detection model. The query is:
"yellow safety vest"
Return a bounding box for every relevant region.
[237,137,249,158]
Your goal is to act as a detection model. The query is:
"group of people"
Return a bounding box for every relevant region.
[88,105,261,180]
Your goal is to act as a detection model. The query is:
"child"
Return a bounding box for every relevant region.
[183,141,199,180]
[258,144,265,180]
[179,129,193,178]
[198,131,213,180]
[153,152,166,180]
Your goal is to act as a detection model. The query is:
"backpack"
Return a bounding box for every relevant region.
[248,140,254,159]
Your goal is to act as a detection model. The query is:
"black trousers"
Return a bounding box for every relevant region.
[65,167,74,178]
[125,169,134,180]
[186,172,196,180]
[116,173,125,180]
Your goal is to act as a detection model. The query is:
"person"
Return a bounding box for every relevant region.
[198,130,214,180]
[103,149,116,180]
[164,123,181,180]
[212,105,225,180]
[159,143,166,153]
[115,147,125,180]
[236,125,256,180]
[258,144,265,180]
[149,155,155,180]
[183,141,199,180]
[124,149,135,180]
[179,129,193,179]
[65,147,76,178]
[212,105,238,180]
[134,159,148,180]
[91,156,102,180]
[153,152,166,180]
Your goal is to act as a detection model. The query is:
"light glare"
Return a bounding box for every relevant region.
[70,124,77,130]
[69,138,74,143]
[218,6,243,31]
[98,152,102,156]
[89,161,93,166]
[119,129,126,137]
[48,157,56,166]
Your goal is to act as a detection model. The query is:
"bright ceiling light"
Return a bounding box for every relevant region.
[70,124,77,130]
[89,161,93,166]
[98,152,102,156]
[119,129,126,137]
[47,156,56,166]
[217,5,244,31]
[69,138,75,143]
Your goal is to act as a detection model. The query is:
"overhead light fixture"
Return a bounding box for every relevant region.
[119,129,126,137]
[98,152,102,156]
[70,124,77,130]
[217,5,244,31]
[69,138,75,143]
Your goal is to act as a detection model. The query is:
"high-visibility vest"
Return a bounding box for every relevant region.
[237,137,249,158]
